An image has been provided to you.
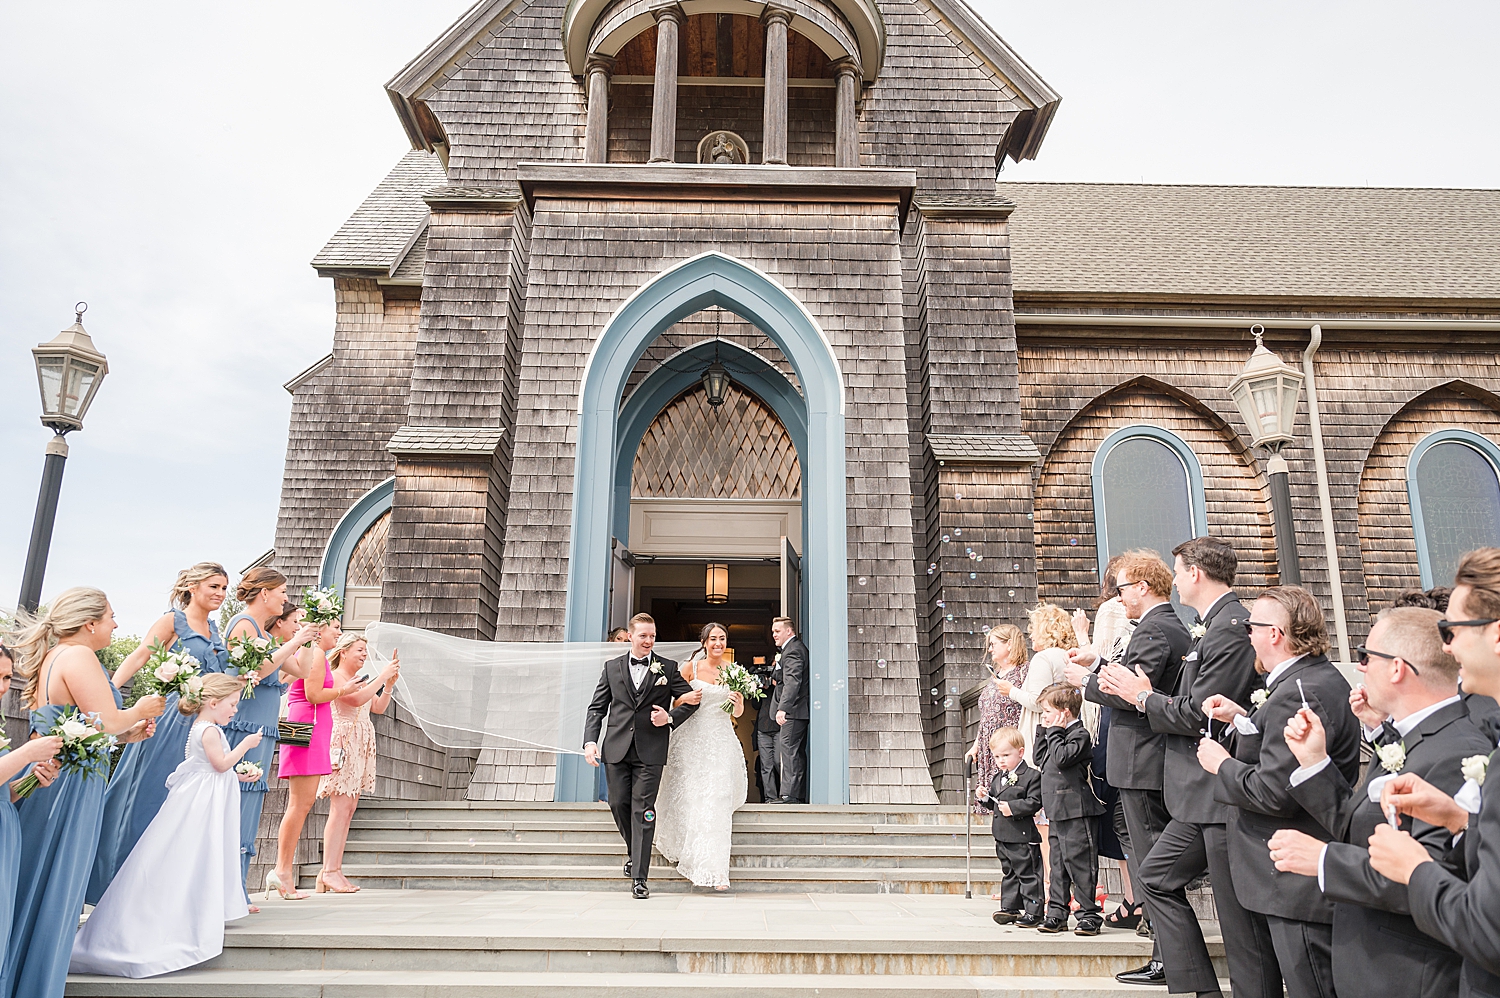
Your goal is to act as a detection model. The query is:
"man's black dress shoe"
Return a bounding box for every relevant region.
[624,860,631,878]
[1115,960,1166,985]
[632,881,650,900]
[1035,917,1067,933]
[1014,912,1044,928]
[1073,918,1102,936]
[991,909,1022,925]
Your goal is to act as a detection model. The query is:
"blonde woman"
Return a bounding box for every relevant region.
[965,625,1028,814]
[1000,604,1081,765]
[315,634,399,893]
[90,562,232,904]
[4,589,166,998]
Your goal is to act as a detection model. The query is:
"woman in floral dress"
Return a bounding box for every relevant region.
[965,624,1029,815]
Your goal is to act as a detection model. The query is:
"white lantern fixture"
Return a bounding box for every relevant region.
[1227,324,1304,452]
[705,562,730,604]
[33,302,109,433]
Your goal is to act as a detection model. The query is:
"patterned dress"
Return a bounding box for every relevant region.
[317,700,378,798]
[971,664,1028,814]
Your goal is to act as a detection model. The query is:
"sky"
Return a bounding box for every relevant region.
[1,1,1497,635]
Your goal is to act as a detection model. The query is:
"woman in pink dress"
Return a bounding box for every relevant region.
[964,624,1028,815]
[266,619,365,901]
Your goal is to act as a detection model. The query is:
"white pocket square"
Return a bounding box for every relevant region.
[656,678,667,686]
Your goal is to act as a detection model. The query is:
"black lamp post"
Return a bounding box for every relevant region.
[17,303,108,613]
[1228,324,1305,585]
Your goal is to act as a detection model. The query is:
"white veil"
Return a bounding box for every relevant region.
[363,621,700,756]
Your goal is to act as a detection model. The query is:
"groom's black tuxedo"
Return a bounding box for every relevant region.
[584,653,699,888]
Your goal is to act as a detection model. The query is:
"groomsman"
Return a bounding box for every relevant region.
[771,617,809,804]
[1066,549,1190,976]
[1370,547,1500,995]
[1196,586,1362,998]
[754,651,781,803]
[1268,605,1492,998]
[1098,537,1275,997]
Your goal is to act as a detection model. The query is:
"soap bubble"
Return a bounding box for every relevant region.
[1069,537,1079,546]
[468,838,476,847]
[813,701,822,710]
[1008,590,1016,597]
[949,686,957,693]
[943,697,954,708]
[941,535,950,543]
[954,529,962,537]
[1012,563,1020,571]
[1027,512,1034,519]
[858,577,867,586]
[955,493,964,501]
[857,627,864,634]
[928,563,937,571]
[965,547,973,555]
[931,688,939,696]
[975,555,983,562]
[877,659,887,669]
[936,600,946,608]
[969,573,977,580]
[945,613,955,621]
[927,567,935,575]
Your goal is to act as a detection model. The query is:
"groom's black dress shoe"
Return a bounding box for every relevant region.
[1115,960,1166,985]
[624,860,631,879]
[632,881,650,900]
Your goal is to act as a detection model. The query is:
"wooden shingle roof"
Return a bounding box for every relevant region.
[997,181,1500,302]
[311,150,446,275]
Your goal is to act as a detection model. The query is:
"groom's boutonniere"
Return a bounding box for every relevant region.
[1190,623,1207,640]
[649,660,667,686]
[1462,754,1489,786]
[1376,742,1407,775]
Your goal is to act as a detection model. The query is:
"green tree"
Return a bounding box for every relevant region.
[96,635,141,673]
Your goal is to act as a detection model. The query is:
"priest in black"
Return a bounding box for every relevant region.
[584,613,700,898]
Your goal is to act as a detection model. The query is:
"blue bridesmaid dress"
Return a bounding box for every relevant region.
[222,612,283,892]
[87,608,227,903]
[3,658,121,998]
[0,745,21,985]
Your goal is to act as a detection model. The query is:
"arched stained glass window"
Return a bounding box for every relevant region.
[1408,430,1500,588]
[1092,425,1208,574]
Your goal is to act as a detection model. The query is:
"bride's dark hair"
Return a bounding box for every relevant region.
[698,621,729,652]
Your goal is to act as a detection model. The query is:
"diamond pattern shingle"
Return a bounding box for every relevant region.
[996,182,1500,301]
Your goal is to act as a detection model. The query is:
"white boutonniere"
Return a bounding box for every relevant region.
[1250,688,1269,708]
[649,660,663,675]
[1001,771,1018,788]
[1190,623,1207,640]
[1376,742,1407,775]
[774,653,782,665]
[1462,754,1489,786]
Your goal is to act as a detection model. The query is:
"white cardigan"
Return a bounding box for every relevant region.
[1012,646,1071,767]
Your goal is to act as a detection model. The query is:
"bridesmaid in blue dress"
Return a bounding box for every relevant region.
[87,562,231,903]
[3,588,165,998]
[222,568,317,907]
[0,644,64,985]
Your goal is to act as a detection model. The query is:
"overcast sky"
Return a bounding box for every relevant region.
[1,1,1496,635]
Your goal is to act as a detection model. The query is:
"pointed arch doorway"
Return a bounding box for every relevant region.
[559,252,849,804]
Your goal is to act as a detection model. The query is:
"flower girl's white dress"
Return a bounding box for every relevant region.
[71,720,248,977]
[655,679,748,887]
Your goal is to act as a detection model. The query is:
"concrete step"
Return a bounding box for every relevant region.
[354,801,974,827]
[336,840,999,869]
[348,821,985,846]
[66,970,1230,997]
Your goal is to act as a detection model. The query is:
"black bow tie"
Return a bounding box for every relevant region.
[1376,720,1402,747]
[631,658,649,668]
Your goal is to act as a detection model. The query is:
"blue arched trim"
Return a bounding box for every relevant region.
[1090,425,1208,576]
[319,478,395,596]
[1407,428,1500,588]
[561,251,848,804]
[612,339,808,543]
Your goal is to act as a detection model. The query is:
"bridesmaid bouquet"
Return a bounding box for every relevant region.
[12,708,116,798]
[135,639,204,701]
[717,663,764,714]
[234,760,264,782]
[225,634,276,698]
[301,586,343,625]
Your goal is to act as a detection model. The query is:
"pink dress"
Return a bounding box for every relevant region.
[278,659,333,778]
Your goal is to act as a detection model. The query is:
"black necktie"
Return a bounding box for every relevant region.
[1376,720,1402,747]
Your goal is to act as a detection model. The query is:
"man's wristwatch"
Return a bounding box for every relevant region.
[1135,689,1152,709]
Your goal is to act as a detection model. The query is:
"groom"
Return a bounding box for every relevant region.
[583,612,699,898]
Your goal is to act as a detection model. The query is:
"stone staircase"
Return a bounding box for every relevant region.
[297,801,1017,894]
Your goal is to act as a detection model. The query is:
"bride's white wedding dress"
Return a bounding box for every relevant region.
[71,720,248,978]
[655,678,748,888]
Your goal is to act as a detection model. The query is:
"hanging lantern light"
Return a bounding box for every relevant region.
[701,361,730,408]
[705,562,730,604]
[1227,324,1304,452]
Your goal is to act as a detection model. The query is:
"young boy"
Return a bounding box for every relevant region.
[1032,683,1105,935]
[975,726,1044,927]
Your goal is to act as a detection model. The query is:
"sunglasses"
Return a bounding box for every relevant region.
[1244,620,1279,636]
[1355,645,1418,675]
[1437,618,1500,645]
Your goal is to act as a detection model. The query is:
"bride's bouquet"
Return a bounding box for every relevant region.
[225,634,276,698]
[717,662,764,714]
[134,639,204,702]
[301,586,343,625]
[12,707,116,799]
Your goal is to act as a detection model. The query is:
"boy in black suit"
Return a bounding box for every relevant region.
[975,726,1044,927]
[1034,683,1106,935]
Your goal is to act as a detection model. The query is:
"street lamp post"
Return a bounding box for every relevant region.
[1227,324,1305,585]
[17,303,109,613]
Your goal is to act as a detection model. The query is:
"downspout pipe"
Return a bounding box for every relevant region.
[1302,325,1351,666]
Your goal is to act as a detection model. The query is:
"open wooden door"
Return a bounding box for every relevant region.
[609,538,635,633]
[779,535,802,631]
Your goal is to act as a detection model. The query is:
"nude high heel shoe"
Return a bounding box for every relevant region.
[315,869,329,894]
[265,869,308,901]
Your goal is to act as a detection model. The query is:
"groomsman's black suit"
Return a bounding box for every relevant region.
[977,762,1044,916]
[584,653,699,891]
[753,666,781,803]
[773,634,810,803]
[1083,601,1189,955]
[1294,697,1493,998]
[1138,594,1280,998]
[1408,740,1500,998]
[1034,721,1106,922]
[1213,653,1360,998]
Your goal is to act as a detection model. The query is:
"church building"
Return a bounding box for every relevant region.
[274,0,1500,813]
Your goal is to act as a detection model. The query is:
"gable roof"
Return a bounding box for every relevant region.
[311,151,446,276]
[997,181,1500,302]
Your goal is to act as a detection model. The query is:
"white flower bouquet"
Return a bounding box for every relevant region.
[226,634,276,698]
[13,707,116,799]
[235,760,264,783]
[301,586,343,625]
[134,639,203,702]
[717,662,764,714]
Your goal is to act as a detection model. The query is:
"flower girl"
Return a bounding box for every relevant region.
[70,674,260,978]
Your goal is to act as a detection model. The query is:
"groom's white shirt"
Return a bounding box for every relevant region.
[629,656,650,689]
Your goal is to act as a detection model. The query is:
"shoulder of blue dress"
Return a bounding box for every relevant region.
[225,717,280,738]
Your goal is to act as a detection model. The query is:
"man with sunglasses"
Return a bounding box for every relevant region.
[1195,585,1361,998]
[1265,606,1490,998]
[1369,547,1500,996]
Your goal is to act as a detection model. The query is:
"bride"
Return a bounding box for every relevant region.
[654,622,748,890]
